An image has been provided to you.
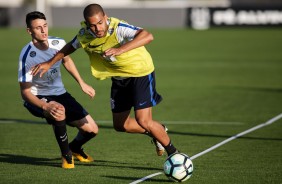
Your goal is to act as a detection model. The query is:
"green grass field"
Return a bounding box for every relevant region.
[0,27,282,184]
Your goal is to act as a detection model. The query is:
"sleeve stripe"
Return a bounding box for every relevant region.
[118,22,140,30]
[21,45,32,82]
[71,36,77,44]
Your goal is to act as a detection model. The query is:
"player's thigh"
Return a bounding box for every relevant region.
[111,78,133,113]
[23,98,64,122]
[57,93,90,124]
[112,110,131,129]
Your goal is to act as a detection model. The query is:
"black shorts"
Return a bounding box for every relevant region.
[110,71,162,113]
[23,92,89,125]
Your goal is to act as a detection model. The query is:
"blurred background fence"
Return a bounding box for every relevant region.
[1,0,282,29]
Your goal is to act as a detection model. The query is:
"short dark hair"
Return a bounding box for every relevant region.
[26,11,46,28]
[83,4,105,20]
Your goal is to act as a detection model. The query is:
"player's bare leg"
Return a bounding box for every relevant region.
[113,110,165,155]
[112,108,178,156]
[112,110,146,133]
[135,107,177,156]
[135,107,169,144]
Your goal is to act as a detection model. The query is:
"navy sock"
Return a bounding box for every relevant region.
[164,140,178,156]
[69,132,96,151]
[52,120,70,155]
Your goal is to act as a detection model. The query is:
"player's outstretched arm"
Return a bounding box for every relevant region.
[31,42,76,77]
[62,55,95,99]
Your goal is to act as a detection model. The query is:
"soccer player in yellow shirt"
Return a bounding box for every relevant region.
[32,4,179,157]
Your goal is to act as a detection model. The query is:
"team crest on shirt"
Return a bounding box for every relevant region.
[30,51,36,57]
[79,28,85,35]
[51,40,59,46]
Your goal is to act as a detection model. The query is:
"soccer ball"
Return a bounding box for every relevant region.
[163,153,193,182]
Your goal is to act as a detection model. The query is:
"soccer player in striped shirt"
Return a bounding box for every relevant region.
[18,11,99,169]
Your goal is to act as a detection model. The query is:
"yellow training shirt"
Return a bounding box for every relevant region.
[76,17,154,80]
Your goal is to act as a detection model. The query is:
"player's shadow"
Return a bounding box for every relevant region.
[168,130,282,141]
[84,159,161,171]
[101,175,171,183]
[83,160,163,183]
[0,153,60,168]
[0,153,162,171]
[0,118,45,124]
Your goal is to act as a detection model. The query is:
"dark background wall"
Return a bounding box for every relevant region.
[52,7,187,28]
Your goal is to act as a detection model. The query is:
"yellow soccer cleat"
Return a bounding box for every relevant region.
[72,149,94,162]
[61,155,74,169]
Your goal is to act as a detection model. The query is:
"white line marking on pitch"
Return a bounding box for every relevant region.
[129,113,282,184]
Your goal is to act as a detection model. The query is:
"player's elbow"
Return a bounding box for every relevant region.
[146,32,154,43]
[138,29,154,44]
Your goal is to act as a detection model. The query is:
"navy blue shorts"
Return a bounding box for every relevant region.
[110,71,162,113]
[23,92,89,125]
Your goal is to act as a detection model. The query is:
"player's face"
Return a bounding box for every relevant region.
[86,12,108,38]
[27,19,48,42]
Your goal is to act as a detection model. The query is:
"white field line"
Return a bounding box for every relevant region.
[129,113,282,184]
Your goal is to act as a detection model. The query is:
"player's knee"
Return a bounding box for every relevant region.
[88,119,99,134]
[91,128,98,134]
[54,114,65,122]
[136,118,151,131]
[88,124,99,134]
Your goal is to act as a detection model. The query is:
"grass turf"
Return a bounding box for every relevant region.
[0,27,282,183]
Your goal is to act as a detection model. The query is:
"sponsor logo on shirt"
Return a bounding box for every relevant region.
[88,43,104,48]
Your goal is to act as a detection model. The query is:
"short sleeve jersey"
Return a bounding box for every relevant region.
[71,19,139,49]
[18,37,66,96]
[71,17,154,80]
